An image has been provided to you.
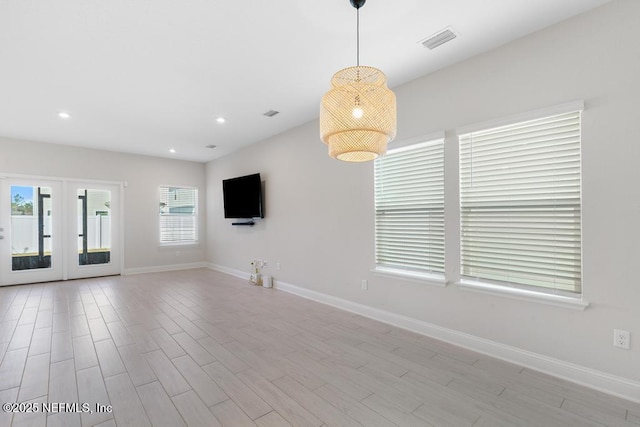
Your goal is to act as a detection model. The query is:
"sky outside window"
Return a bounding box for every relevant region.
[11,186,34,215]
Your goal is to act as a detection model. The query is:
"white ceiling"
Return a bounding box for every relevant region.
[0,0,610,162]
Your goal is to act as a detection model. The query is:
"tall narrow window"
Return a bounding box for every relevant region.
[374,139,445,275]
[77,188,111,265]
[159,186,198,244]
[459,109,582,293]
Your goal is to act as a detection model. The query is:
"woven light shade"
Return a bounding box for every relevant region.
[320,66,397,162]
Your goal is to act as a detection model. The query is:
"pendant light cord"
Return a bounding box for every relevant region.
[356,6,360,66]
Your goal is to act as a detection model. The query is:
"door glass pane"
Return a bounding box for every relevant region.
[11,186,52,271]
[78,189,111,266]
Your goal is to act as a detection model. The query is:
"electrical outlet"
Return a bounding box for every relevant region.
[276,262,281,271]
[361,279,368,290]
[613,329,630,349]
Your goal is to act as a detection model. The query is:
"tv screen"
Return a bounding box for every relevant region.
[222,173,263,219]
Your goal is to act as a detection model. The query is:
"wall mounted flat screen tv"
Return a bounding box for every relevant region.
[222,173,263,219]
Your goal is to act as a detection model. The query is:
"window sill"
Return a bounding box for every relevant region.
[457,280,589,310]
[159,242,200,248]
[372,267,447,287]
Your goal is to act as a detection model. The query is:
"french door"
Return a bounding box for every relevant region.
[66,181,121,280]
[0,177,122,286]
[0,178,63,285]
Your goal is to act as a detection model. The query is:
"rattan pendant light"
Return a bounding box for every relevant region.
[320,0,397,162]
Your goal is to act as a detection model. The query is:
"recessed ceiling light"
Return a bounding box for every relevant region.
[205,144,217,149]
[216,117,226,124]
[58,111,71,119]
[169,148,176,153]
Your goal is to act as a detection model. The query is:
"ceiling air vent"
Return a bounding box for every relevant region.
[263,110,280,117]
[420,27,457,50]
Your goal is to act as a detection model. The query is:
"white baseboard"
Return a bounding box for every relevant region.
[208,263,640,403]
[206,263,251,280]
[124,262,208,276]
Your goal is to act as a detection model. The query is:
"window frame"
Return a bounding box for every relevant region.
[373,133,446,285]
[158,185,199,246]
[456,101,584,300]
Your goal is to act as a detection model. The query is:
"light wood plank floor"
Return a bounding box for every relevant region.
[0,268,638,426]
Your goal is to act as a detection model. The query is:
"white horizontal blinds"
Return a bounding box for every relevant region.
[459,110,582,293]
[374,140,445,273]
[159,186,197,243]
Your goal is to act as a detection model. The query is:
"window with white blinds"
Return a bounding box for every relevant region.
[159,186,198,244]
[459,110,582,293]
[374,139,445,274]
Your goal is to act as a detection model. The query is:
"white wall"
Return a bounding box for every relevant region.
[207,0,640,390]
[0,138,207,271]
